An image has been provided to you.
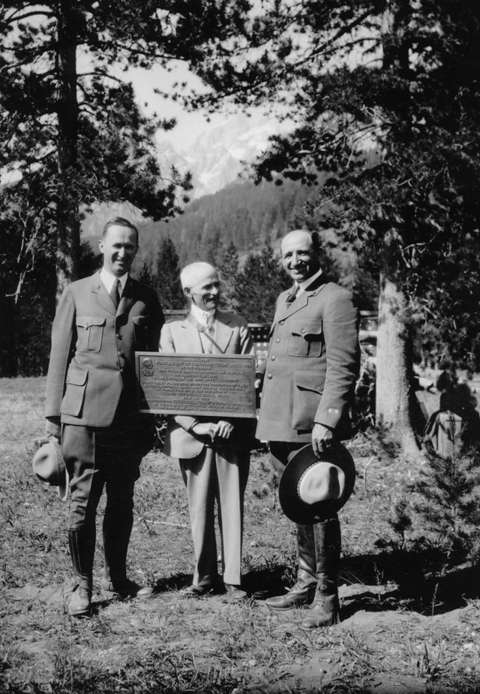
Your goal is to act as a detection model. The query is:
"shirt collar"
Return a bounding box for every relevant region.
[190,302,215,327]
[297,267,323,295]
[100,268,128,294]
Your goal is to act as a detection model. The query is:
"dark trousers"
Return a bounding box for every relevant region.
[62,420,147,587]
[269,441,340,587]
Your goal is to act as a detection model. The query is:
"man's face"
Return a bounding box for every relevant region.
[186,271,221,311]
[281,235,320,283]
[99,224,138,277]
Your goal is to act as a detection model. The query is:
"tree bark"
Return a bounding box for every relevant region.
[375,273,419,455]
[55,0,80,300]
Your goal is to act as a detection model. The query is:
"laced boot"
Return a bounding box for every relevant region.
[67,528,94,617]
[266,524,316,609]
[301,517,341,629]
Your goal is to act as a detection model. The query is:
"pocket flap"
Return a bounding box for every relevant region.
[294,369,324,393]
[77,316,106,328]
[66,365,88,386]
[291,323,323,339]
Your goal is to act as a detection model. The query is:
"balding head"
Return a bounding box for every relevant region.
[281,229,314,255]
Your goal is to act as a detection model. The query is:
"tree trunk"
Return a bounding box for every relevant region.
[375,272,419,455]
[56,0,80,300]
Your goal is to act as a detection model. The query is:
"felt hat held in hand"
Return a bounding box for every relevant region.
[32,438,69,502]
[279,443,355,524]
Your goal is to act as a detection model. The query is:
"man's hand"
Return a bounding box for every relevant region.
[191,422,217,440]
[45,417,61,442]
[311,423,334,458]
[214,420,234,440]
[191,421,234,441]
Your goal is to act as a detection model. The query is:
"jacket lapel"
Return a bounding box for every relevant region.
[275,290,309,321]
[91,272,116,315]
[213,313,234,353]
[275,275,328,321]
[182,314,205,353]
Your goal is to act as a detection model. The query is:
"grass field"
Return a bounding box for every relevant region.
[1,377,480,693]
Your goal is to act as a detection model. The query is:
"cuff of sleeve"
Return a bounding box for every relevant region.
[45,419,61,438]
[314,421,334,431]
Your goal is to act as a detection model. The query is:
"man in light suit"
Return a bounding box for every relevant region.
[45,217,163,616]
[256,229,359,628]
[159,262,254,601]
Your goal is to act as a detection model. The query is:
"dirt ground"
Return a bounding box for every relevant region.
[1,377,480,694]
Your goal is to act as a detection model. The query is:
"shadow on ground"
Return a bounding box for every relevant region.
[240,549,480,618]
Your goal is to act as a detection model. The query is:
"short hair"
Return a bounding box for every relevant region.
[180,262,217,290]
[102,217,138,244]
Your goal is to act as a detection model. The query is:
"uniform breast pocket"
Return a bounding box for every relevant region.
[76,316,106,352]
[287,323,324,358]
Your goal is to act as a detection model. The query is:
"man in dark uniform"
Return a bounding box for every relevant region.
[45,217,163,616]
[256,229,359,628]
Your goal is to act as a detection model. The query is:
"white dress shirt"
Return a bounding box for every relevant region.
[100,268,128,298]
[190,303,216,353]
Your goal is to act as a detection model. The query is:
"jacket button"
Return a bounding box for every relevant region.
[271,355,276,361]
[276,338,280,343]
[267,373,272,379]
[301,328,306,334]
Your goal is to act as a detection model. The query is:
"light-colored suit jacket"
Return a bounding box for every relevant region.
[45,272,163,427]
[256,277,359,444]
[159,309,255,459]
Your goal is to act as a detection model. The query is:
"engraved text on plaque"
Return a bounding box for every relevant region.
[135,352,256,418]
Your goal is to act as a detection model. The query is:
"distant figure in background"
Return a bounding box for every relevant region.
[159,262,254,601]
[44,217,163,617]
[436,360,458,411]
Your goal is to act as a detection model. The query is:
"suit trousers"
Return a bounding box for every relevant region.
[179,446,250,587]
[62,423,143,583]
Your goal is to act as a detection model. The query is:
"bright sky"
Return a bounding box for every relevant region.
[124,62,245,151]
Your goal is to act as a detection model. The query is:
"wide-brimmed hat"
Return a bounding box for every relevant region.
[279,443,355,523]
[32,438,69,501]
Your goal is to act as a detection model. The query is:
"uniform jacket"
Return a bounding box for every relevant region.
[159,309,255,459]
[256,276,359,443]
[45,272,163,428]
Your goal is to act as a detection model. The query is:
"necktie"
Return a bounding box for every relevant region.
[286,284,299,303]
[110,279,121,309]
[206,314,215,334]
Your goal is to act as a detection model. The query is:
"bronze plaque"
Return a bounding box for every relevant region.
[135,352,256,418]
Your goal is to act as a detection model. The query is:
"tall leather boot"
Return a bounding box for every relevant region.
[68,527,95,617]
[103,511,153,599]
[266,524,317,609]
[301,517,341,628]
[103,507,132,591]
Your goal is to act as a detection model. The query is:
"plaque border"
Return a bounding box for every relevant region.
[135,351,257,418]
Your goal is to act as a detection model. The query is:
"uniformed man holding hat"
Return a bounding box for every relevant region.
[256,229,359,628]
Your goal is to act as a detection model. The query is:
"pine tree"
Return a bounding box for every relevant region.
[0,2,251,296]
[234,246,290,323]
[180,0,480,453]
[390,449,480,568]
[154,237,184,311]
[216,241,240,311]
